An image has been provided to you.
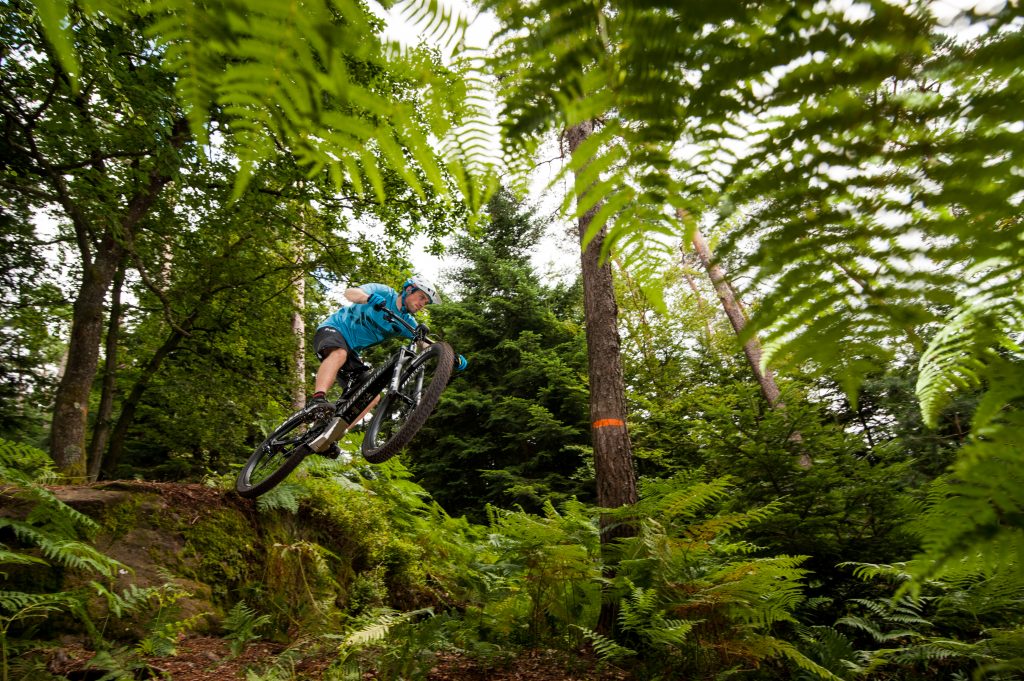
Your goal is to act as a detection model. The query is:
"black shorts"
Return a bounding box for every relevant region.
[313,327,366,372]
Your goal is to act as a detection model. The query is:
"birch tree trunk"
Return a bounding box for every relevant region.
[689,225,781,405]
[686,220,812,468]
[291,262,307,412]
[566,120,638,634]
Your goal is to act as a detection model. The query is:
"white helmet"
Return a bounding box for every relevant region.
[401,274,441,305]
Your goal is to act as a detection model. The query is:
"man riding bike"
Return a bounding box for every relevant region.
[236,273,463,494]
[309,274,443,410]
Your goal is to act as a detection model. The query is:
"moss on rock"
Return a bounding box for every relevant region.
[179,507,257,601]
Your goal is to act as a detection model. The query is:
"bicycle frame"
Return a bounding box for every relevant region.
[308,306,431,453]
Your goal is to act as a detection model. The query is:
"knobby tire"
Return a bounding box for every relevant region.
[236,409,326,498]
[361,341,454,463]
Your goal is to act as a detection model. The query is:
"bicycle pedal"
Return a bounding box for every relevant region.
[304,402,333,418]
[321,443,342,460]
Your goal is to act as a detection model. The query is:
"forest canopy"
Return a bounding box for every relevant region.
[1,0,1022,678]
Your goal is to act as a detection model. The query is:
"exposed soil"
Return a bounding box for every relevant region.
[47,480,247,515]
[47,636,631,680]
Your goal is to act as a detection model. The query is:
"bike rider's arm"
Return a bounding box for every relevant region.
[343,287,371,304]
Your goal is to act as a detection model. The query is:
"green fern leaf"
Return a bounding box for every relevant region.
[917,291,1023,428]
[573,625,637,662]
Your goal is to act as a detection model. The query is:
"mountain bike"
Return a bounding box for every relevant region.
[236,305,456,498]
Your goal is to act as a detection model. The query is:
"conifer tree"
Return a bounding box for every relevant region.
[407,188,592,520]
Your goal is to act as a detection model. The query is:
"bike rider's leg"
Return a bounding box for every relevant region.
[315,347,348,395]
[312,327,354,400]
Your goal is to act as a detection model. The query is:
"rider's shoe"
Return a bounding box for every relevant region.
[305,394,332,418]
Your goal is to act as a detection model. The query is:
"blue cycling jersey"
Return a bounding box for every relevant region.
[317,283,417,353]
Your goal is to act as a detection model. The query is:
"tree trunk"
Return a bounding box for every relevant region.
[291,258,306,412]
[46,118,186,478]
[50,239,124,480]
[101,320,193,478]
[86,260,125,481]
[686,221,812,468]
[566,120,638,634]
[689,225,781,405]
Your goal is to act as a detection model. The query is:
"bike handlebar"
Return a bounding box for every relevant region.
[374,303,466,373]
[374,302,428,341]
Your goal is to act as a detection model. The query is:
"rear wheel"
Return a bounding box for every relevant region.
[236,408,329,498]
[361,342,453,463]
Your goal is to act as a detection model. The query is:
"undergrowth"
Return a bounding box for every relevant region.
[4,442,1021,680]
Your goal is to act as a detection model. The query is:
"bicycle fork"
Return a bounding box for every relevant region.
[387,345,419,406]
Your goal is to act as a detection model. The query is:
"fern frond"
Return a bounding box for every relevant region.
[705,556,809,628]
[917,289,1024,428]
[51,0,498,214]
[393,0,469,57]
[0,439,55,481]
[0,548,48,570]
[839,561,913,584]
[0,589,76,614]
[255,482,305,514]
[573,625,637,662]
[745,634,846,681]
[652,477,734,521]
[340,607,434,649]
[904,405,1024,584]
[795,624,857,677]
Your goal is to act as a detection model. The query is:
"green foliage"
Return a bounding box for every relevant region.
[574,625,636,663]
[223,600,273,656]
[179,508,255,600]
[408,188,592,519]
[0,270,66,445]
[255,482,306,515]
[0,440,190,675]
[600,473,838,679]
[904,357,1024,589]
[134,588,207,657]
[828,562,1024,679]
[483,0,1024,598]
[483,500,600,643]
[0,440,55,484]
[0,450,119,582]
[300,476,392,568]
[34,0,497,213]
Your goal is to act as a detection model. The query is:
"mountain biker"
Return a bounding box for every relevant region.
[307,274,442,412]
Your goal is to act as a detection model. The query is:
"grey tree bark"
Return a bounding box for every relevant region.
[86,261,125,481]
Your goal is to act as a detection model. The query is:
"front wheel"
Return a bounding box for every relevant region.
[236,409,327,498]
[361,342,454,464]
